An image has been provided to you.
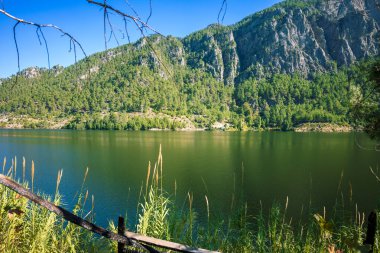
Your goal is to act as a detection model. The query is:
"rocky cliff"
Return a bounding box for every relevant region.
[181,0,380,83]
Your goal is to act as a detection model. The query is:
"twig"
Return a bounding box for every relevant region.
[217,0,227,24]
[106,9,119,46]
[369,167,380,182]
[12,21,20,73]
[125,0,141,20]
[123,17,131,43]
[146,0,152,25]
[36,27,51,69]
[103,0,108,50]
[0,8,87,72]
[87,0,170,76]
[87,0,161,35]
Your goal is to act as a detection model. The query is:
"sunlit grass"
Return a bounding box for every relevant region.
[0,152,379,252]
[0,159,104,253]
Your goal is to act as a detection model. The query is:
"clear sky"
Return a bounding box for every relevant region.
[0,0,282,78]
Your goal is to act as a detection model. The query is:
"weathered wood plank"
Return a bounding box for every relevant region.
[0,174,219,253]
[118,216,126,253]
[124,231,219,253]
[364,211,377,248]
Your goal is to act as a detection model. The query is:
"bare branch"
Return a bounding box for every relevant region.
[123,17,131,43]
[217,0,227,24]
[87,0,170,76]
[87,0,161,35]
[125,0,141,20]
[73,40,77,64]
[103,0,108,50]
[36,28,51,69]
[131,18,171,76]
[105,8,120,47]
[0,8,87,65]
[146,0,152,24]
[12,21,20,73]
[370,166,380,182]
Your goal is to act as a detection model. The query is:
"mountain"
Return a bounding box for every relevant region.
[184,0,380,83]
[0,0,379,130]
[234,0,380,76]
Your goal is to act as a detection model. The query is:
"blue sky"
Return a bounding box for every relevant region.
[0,0,282,78]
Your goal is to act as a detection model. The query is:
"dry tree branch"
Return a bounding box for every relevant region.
[217,0,227,24]
[104,8,120,49]
[125,0,141,21]
[146,0,152,25]
[0,8,87,73]
[103,0,108,50]
[2,1,167,79]
[123,17,131,43]
[107,15,120,46]
[369,167,380,182]
[131,18,172,76]
[87,0,171,76]
[36,27,50,69]
[102,0,120,50]
[87,0,161,35]
[12,21,20,73]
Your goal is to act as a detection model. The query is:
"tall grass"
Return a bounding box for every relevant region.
[130,149,380,252]
[0,151,379,252]
[0,160,104,253]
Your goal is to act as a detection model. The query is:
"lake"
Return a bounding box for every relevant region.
[0,129,379,227]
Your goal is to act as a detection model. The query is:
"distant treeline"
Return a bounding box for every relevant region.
[66,114,186,130]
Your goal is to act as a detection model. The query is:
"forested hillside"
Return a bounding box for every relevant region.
[0,0,379,130]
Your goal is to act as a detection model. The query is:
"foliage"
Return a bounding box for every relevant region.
[0,161,104,252]
[0,154,379,252]
[352,60,380,140]
[0,54,377,131]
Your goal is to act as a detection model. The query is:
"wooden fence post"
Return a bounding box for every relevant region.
[118,216,126,253]
[364,211,377,249]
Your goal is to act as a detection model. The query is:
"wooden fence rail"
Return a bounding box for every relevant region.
[0,174,219,253]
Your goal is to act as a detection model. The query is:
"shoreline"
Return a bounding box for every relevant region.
[0,125,356,133]
[0,114,356,133]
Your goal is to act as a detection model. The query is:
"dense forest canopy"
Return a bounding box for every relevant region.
[0,0,379,131]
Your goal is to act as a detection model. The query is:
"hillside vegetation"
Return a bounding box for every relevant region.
[0,0,379,130]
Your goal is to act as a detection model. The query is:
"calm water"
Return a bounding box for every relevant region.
[0,129,379,227]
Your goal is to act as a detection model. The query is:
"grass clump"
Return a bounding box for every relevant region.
[0,152,379,252]
[0,159,103,253]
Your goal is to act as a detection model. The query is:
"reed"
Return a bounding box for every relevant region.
[0,162,104,252]
[0,153,379,253]
[31,160,34,192]
[137,148,170,240]
[22,157,25,181]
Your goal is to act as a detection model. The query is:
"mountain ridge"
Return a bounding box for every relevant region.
[6,0,380,82]
[0,0,379,130]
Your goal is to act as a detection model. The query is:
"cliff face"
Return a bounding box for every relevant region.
[183,26,239,85]
[182,0,380,82]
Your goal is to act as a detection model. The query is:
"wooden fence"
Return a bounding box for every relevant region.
[0,174,219,253]
[1,173,377,252]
